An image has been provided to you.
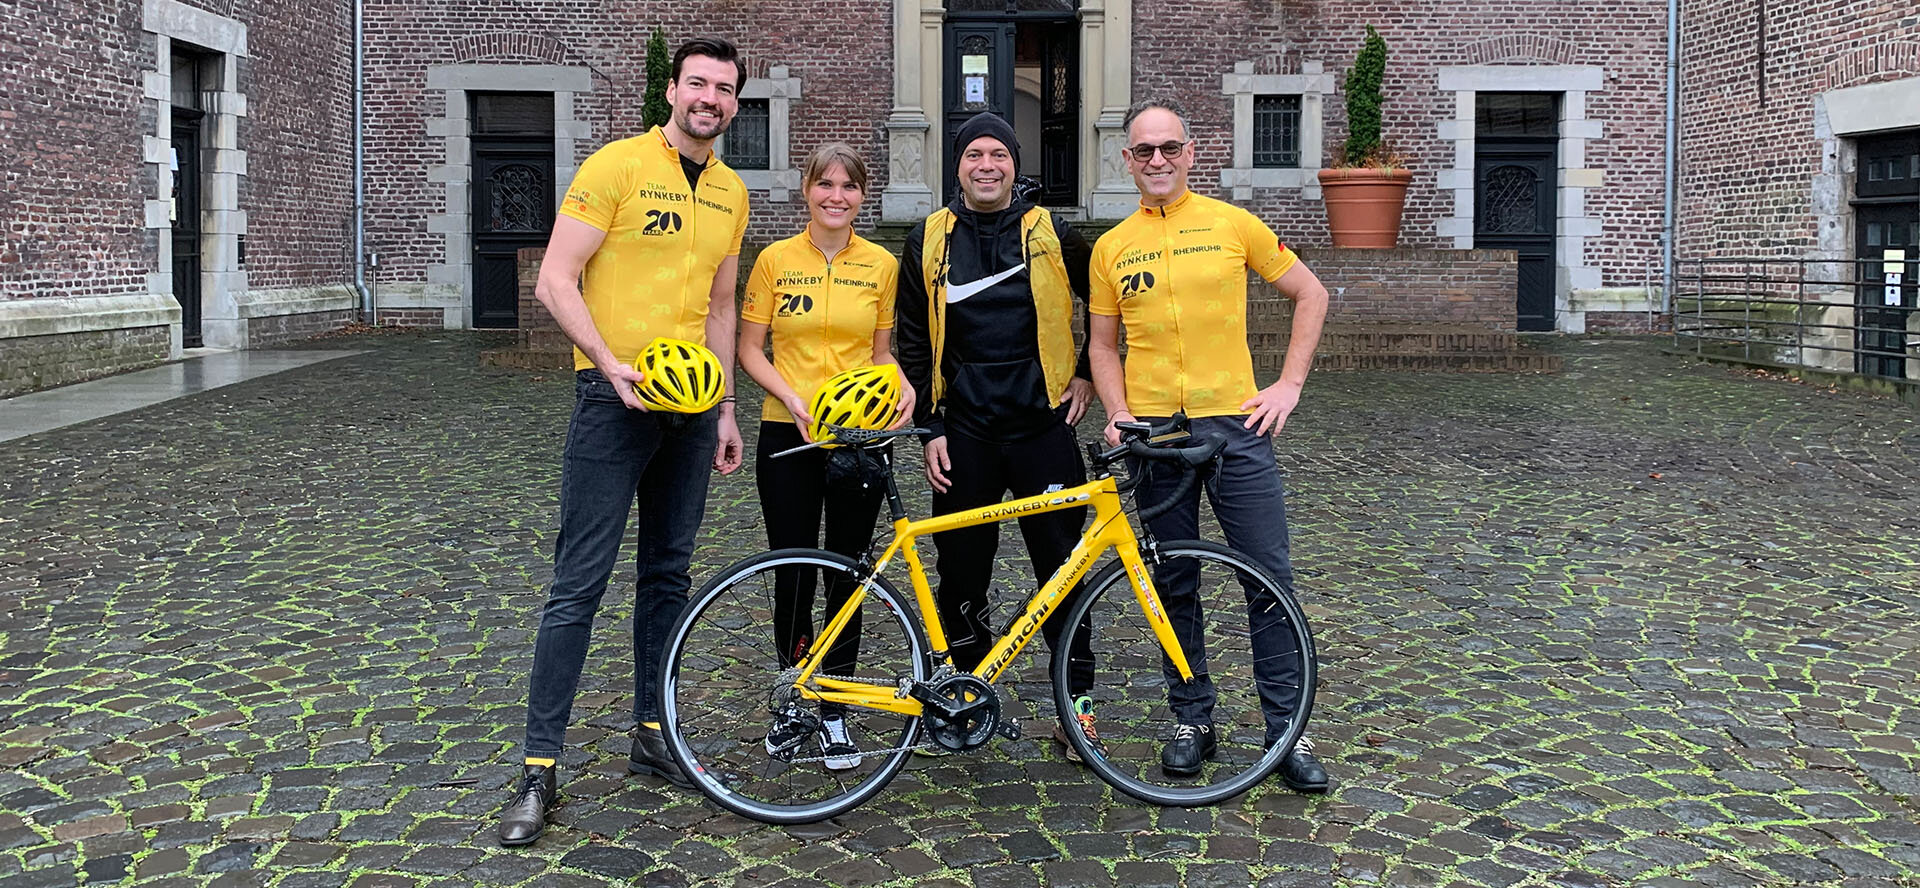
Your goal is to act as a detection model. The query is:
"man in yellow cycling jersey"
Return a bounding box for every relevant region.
[1087,99,1333,792]
[499,37,750,847]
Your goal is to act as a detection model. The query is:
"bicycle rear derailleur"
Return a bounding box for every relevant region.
[910,674,1020,752]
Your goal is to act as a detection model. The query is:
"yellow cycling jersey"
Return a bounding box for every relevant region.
[557,126,751,372]
[742,228,899,424]
[1089,190,1298,418]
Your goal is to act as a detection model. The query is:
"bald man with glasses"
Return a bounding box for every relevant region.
[1085,98,1333,793]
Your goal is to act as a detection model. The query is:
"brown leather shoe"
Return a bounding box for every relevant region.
[497,764,557,847]
[628,725,694,790]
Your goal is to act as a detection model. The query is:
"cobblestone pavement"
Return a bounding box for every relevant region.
[2,332,1917,888]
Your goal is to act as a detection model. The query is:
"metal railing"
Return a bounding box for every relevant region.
[1672,257,1918,379]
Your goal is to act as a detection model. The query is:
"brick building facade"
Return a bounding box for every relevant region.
[1,0,355,396]
[3,0,1916,393]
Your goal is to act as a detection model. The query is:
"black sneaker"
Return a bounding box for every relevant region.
[1278,736,1329,793]
[763,704,819,757]
[628,725,694,790]
[497,764,557,847]
[1160,723,1216,776]
[818,713,861,771]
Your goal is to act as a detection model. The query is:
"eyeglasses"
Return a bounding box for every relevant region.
[1126,140,1189,162]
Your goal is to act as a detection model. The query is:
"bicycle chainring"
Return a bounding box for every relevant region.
[915,674,1000,752]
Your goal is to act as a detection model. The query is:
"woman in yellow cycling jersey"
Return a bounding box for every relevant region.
[737,142,910,769]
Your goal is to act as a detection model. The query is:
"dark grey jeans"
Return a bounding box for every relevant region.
[522,370,717,757]
[1133,415,1311,745]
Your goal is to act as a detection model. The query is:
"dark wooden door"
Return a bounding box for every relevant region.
[471,141,554,329]
[943,21,1015,203]
[1475,149,1557,331]
[1475,93,1559,332]
[1855,203,1917,379]
[1853,131,1918,379]
[171,109,204,348]
[1035,21,1078,206]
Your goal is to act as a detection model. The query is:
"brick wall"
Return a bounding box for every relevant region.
[1130,0,1668,287]
[515,246,560,347]
[0,4,148,301]
[0,327,170,398]
[237,2,356,291]
[0,2,352,302]
[247,310,360,346]
[1677,2,1919,258]
[376,308,446,328]
[1275,247,1518,328]
[358,0,896,281]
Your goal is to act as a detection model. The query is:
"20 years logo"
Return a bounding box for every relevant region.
[643,209,684,234]
[1120,271,1155,297]
[776,293,815,317]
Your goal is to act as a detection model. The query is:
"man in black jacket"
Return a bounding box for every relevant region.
[896,112,1103,761]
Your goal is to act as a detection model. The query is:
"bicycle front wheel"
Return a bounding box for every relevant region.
[1053,540,1316,807]
[662,548,930,824]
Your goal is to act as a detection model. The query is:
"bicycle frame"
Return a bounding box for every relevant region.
[791,472,1196,717]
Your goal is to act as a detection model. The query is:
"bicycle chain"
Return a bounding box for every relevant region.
[762,671,960,763]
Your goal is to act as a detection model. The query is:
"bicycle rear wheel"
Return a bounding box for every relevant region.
[662,548,929,823]
[1053,540,1316,806]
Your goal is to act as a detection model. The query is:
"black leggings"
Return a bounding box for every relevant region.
[929,423,1094,696]
[757,422,886,690]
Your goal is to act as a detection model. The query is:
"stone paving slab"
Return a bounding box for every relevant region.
[0,349,363,444]
[0,331,1916,887]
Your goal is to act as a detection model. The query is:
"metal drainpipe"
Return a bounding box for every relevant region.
[352,0,373,324]
[1661,0,1679,315]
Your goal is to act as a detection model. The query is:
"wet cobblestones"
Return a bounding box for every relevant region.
[1,332,1916,886]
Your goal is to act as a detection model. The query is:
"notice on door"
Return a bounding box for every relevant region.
[1886,249,1907,307]
[963,54,989,106]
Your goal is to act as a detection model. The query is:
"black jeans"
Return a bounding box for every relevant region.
[1134,416,1310,745]
[522,370,718,758]
[929,423,1094,696]
[756,422,886,692]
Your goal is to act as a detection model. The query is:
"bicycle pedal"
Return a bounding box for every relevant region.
[994,719,1021,742]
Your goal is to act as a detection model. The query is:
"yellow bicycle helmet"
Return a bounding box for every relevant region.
[632,337,726,413]
[807,364,904,445]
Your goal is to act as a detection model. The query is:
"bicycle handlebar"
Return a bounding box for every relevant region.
[1081,412,1226,524]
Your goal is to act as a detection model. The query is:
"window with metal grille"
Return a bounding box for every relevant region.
[1856,130,1919,199]
[1476,93,1558,138]
[728,99,770,170]
[1252,95,1301,168]
[471,93,553,136]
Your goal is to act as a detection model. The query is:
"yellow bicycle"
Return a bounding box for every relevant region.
[660,415,1316,823]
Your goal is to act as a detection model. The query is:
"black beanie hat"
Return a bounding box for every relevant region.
[952,112,1020,174]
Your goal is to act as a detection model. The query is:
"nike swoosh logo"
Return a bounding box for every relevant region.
[945,263,1027,303]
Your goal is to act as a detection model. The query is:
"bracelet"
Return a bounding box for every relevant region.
[719,396,737,404]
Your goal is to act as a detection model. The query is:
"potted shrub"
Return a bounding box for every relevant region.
[1318,26,1412,247]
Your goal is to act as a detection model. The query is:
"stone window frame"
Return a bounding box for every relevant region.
[1435,65,1606,332]
[716,67,804,201]
[141,0,248,352]
[1220,61,1333,200]
[423,65,593,329]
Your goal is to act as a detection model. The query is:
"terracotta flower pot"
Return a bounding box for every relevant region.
[1317,167,1413,248]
